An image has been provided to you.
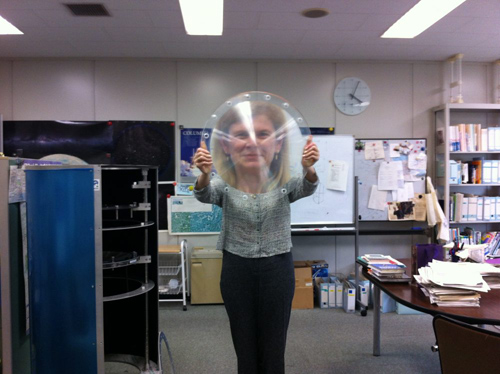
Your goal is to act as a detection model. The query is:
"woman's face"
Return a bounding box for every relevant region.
[223,114,283,173]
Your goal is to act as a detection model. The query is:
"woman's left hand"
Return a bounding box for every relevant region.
[302,135,319,168]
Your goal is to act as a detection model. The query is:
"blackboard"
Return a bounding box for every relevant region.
[291,135,355,225]
[354,138,427,221]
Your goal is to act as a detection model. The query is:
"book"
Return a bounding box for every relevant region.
[369,263,406,271]
[369,272,411,283]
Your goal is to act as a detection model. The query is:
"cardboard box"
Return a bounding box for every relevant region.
[292,261,314,309]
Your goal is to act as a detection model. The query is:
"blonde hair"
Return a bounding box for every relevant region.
[212,102,291,191]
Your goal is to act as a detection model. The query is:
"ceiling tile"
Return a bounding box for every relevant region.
[0,9,48,27]
[34,9,154,28]
[258,11,369,31]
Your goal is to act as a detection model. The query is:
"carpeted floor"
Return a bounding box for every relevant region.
[105,303,443,374]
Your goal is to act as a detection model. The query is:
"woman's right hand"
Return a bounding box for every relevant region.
[194,141,213,175]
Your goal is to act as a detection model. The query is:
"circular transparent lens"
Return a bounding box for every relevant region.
[202,91,310,195]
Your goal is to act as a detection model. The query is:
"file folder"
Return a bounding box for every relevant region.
[343,280,356,313]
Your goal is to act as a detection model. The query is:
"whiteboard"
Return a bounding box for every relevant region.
[354,138,427,221]
[291,135,355,225]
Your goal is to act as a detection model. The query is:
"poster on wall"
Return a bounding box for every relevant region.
[3,120,176,181]
[179,128,212,183]
[168,196,222,235]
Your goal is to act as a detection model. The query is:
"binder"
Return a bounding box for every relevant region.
[488,127,496,151]
[461,197,469,222]
[492,160,499,184]
[468,197,478,221]
[343,280,356,313]
[484,197,491,221]
[491,197,497,221]
[496,197,500,221]
[335,279,343,308]
[328,280,336,308]
[495,128,500,151]
[316,278,329,309]
[483,160,492,184]
[455,193,464,222]
[481,128,488,151]
[477,197,484,221]
[358,284,368,307]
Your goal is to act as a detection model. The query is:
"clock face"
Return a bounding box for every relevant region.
[334,77,371,116]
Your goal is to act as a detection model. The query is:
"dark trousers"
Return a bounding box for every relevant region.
[220,250,295,374]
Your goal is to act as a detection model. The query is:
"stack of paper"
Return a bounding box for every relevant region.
[473,262,500,289]
[414,260,496,307]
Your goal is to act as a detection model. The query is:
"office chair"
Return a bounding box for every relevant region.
[432,314,500,374]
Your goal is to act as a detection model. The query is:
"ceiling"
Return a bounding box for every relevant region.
[0,0,499,62]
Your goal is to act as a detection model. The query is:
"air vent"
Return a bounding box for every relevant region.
[64,3,110,17]
[301,8,329,19]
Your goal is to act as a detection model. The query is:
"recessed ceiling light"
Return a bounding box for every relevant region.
[179,0,223,36]
[0,15,23,35]
[381,0,467,39]
[301,8,330,19]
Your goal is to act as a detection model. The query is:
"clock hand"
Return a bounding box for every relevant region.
[352,80,360,96]
[349,93,363,103]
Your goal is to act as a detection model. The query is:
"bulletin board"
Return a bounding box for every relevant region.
[354,138,427,221]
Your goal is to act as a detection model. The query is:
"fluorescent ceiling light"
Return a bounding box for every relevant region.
[0,15,23,35]
[179,0,223,36]
[381,0,467,39]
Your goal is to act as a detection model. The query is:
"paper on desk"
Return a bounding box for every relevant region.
[368,185,387,211]
[364,141,385,160]
[326,160,348,191]
[378,162,400,191]
[419,260,490,292]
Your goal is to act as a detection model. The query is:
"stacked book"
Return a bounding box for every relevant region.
[414,260,494,307]
[357,254,411,283]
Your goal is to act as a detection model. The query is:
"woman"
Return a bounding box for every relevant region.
[193,101,319,374]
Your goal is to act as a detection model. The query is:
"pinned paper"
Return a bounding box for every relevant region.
[413,193,427,221]
[171,197,212,213]
[364,141,385,160]
[368,185,388,211]
[388,201,415,221]
[176,183,194,196]
[377,162,399,191]
[389,143,400,158]
[408,152,427,170]
[326,160,348,192]
[405,182,415,200]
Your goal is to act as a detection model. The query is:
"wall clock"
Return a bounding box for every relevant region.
[334,77,371,115]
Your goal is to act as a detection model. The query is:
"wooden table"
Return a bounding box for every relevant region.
[361,267,500,356]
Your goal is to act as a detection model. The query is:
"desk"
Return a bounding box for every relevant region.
[361,267,500,356]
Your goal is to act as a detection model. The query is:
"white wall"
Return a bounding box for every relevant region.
[0,58,494,276]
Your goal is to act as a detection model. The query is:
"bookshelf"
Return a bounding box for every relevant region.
[435,104,500,234]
